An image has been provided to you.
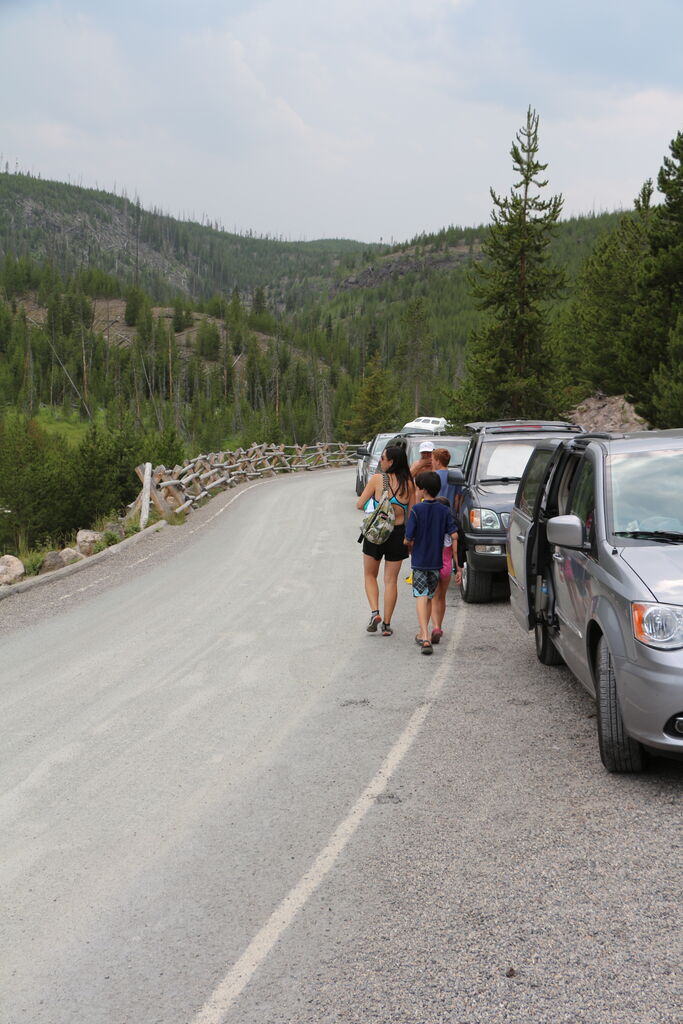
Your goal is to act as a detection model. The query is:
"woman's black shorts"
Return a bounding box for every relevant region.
[360,523,408,562]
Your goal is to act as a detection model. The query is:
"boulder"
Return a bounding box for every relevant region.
[76,529,104,556]
[61,547,84,565]
[39,550,66,574]
[0,554,25,585]
[103,521,125,540]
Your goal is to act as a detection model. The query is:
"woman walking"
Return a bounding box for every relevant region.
[356,444,415,636]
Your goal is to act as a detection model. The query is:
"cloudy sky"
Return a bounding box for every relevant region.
[1,0,682,243]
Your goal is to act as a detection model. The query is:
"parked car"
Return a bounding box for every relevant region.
[354,432,397,495]
[453,421,584,603]
[401,416,447,434]
[507,429,683,772]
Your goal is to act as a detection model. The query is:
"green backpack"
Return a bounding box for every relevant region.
[360,473,396,544]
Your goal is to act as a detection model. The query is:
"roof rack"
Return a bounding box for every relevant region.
[465,420,583,435]
[571,432,626,447]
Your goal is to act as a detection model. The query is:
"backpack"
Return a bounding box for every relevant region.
[360,472,396,544]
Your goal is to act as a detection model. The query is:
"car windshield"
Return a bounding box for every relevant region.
[371,434,393,455]
[477,441,537,482]
[406,438,468,466]
[608,448,683,536]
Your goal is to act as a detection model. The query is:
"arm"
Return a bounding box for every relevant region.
[451,532,462,584]
[356,473,381,510]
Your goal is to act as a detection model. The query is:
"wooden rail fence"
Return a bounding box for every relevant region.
[133,442,359,529]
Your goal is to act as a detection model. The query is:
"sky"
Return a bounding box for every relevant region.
[1,0,682,243]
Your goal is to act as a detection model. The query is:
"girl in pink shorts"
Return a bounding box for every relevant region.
[430,500,462,644]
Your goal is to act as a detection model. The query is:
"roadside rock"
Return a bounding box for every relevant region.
[61,547,84,565]
[76,529,104,556]
[0,554,25,584]
[103,522,125,540]
[39,551,66,574]
[565,394,648,433]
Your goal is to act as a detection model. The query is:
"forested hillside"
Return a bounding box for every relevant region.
[0,172,381,306]
[2,118,682,559]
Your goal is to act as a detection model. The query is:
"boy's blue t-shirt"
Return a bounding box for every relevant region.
[405,500,457,570]
[435,468,457,508]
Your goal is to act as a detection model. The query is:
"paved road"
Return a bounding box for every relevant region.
[1,469,681,1024]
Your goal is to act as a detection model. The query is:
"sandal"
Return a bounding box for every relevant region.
[366,611,381,633]
[415,633,425,645]
[421,641,433,656]
[381,622,393,636]
[431,628,443,644]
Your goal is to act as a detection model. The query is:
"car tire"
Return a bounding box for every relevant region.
[534,617,563,666]
[355,475,364,496]
[595,636,643,773]
[459,560,493,603]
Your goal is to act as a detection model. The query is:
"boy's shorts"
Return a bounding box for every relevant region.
[412,568,440,599]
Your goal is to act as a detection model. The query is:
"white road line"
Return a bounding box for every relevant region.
[191,605,467,1024]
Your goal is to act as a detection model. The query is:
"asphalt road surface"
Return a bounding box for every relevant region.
[1,468,681,1024]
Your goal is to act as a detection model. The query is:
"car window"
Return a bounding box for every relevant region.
[568,461,596,535]
[477,442,536,480]
[443,441,468,466]
[517,449,555,518]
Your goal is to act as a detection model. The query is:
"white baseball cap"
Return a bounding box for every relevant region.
[419,440,435,453]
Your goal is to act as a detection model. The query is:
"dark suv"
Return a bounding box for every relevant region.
[454,420,584,603]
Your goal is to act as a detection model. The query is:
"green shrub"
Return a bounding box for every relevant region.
[21,550,46,576]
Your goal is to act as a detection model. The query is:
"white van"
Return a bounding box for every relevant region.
[401,416,447,434]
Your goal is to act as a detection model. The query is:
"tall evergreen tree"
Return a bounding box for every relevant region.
[343,355,398,441]
[451,107,564,420]
[639,131,683,424]
[551,183,654,402]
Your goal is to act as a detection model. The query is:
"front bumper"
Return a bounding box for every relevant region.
[463,532,508,574]
[615,645,683,756]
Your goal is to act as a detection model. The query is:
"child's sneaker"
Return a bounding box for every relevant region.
[366,611,381,632]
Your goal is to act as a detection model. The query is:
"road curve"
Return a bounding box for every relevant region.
[0,468,680,1024]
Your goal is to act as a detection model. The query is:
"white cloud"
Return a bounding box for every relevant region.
[1,0,682,240]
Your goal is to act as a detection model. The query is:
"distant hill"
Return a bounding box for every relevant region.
[0,168,631,456]
[0,171,385,306]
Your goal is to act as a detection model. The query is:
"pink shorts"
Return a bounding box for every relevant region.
[440,547,453,580]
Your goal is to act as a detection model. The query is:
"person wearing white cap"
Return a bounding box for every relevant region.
[410,439,434,478]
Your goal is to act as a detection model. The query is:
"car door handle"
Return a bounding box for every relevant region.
[552,552,564,562]
[515,533,526,541]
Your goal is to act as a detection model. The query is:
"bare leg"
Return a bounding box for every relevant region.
[382,559,402,624]
[416,595,432,642]
[431,575,450,631]
[362,553,381,611]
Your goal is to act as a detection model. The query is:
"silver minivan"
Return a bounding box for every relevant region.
[507,430,683,772]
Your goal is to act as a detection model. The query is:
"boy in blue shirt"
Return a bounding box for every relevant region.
[405,471,459,655]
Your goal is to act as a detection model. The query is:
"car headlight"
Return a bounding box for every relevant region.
[470,508,501,530]
[632,602,683,649]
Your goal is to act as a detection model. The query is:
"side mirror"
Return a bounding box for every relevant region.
[447,468,465,486]
[547,514,585,549]
[356,446,371,458]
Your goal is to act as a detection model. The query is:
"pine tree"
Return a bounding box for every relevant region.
[552,183,654,402]
[638,131,683,424]
[343,355,398,441]
[451,108,564,420]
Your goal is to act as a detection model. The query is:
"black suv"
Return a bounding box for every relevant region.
[452,420,584,603]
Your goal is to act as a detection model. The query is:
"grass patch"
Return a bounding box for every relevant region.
[33,407,107,447]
